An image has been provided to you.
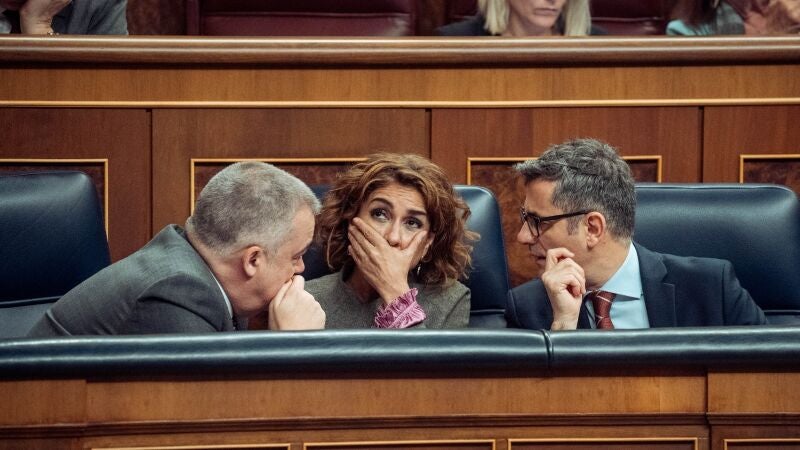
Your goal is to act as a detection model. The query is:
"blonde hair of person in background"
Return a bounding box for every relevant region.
[479,0,591,36]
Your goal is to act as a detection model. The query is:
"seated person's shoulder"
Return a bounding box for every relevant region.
[658,251,733,276]
[437,16,490,36]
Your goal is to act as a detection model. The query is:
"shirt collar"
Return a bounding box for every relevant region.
[598,242,641,300]
[210,271,234,319]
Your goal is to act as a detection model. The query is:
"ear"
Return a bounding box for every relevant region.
[241,245,263,278]
[584,211,606,248]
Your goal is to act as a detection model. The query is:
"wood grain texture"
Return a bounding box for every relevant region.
[0,108,150,261]
[703,106,800,184]
[152,108,428,233]
[0,380,86,426]
[2,65,799,104]
[83,371,704,423]
[708,371,800,414]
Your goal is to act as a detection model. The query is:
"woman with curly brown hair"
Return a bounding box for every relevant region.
[306,153,478,329]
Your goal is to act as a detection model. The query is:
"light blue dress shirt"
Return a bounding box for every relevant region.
[585,243,650,329]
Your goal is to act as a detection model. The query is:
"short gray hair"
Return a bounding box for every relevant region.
[515,139,635,241]
[186,161,320,255]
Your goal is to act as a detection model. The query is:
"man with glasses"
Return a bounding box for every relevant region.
[505,138,766,330]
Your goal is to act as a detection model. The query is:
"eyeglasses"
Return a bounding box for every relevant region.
[519,207,590,238]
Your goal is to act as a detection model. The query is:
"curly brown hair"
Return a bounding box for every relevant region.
[316,153,478,286]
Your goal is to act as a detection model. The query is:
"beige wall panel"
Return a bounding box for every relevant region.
[151,108,428,233]
[703,106,800,184]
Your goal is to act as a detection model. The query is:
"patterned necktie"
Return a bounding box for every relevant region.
[588,290,616,329]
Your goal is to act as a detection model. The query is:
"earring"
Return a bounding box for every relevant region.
[415,263,422,277]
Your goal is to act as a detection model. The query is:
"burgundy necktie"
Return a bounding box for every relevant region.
[588,290,616,329]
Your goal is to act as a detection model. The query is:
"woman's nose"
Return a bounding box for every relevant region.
[385,221,403,247]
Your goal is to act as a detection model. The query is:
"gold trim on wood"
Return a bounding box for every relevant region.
[467,156,662,184]
[2,99,800,109]
[0,158,110,237]
[96,445,290,450]
[190,157,366,211]
[739,153,800,182]
[509,437,699,449]
[724,438,800,450]
[304,439,496,449]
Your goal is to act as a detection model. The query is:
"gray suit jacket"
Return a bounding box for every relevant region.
[506,243,767,330]
[27,225,235,336]
[53,0,128,35]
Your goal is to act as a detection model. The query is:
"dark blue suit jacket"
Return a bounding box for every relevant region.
[506,243,767,329]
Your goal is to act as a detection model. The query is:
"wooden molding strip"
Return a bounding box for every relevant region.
[1,99,800,109]
[467,156,662,184]
[508,437,699,450]
[0,413,708,439]
[303,439,496,449]
[707,412,800,425]
[2,36,800,66]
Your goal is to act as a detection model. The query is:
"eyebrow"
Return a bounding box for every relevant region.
[293,242,311,259]
[369,197,427,218]
[522,205,541,216]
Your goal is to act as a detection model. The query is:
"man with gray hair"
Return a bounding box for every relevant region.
[506,138,765,330]
[28,161,325,336]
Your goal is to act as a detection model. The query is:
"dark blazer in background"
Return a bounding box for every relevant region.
[27,225,234,337]
[506,243,768,330]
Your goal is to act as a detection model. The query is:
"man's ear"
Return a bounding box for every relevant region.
[241,245,263,278]
[585,211,606,248]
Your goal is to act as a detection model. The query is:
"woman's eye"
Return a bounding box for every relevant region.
[405,219,423,229]
[371,208,388,220]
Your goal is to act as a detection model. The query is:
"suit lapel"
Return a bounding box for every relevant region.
[577,302,591,329]
[635,243,677,327]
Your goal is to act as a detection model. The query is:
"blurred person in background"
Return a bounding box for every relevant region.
[0,0,127,35]
[437,0,603,36]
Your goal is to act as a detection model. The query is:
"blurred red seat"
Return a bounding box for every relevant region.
[591,0,670,35]
[186,0,416,36]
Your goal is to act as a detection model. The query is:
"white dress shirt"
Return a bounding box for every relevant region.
[586,243,650,329]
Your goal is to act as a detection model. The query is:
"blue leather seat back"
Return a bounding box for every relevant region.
[0,171,111,337]
[305,185,510,327]
[634,183,800,324]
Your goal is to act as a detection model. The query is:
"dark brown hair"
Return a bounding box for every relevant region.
[316,153,478,285]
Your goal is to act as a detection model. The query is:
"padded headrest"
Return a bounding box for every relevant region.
[0,171,110,305]
[633,184,800,313]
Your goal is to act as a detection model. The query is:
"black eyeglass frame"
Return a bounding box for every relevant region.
[519,208,590,237]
